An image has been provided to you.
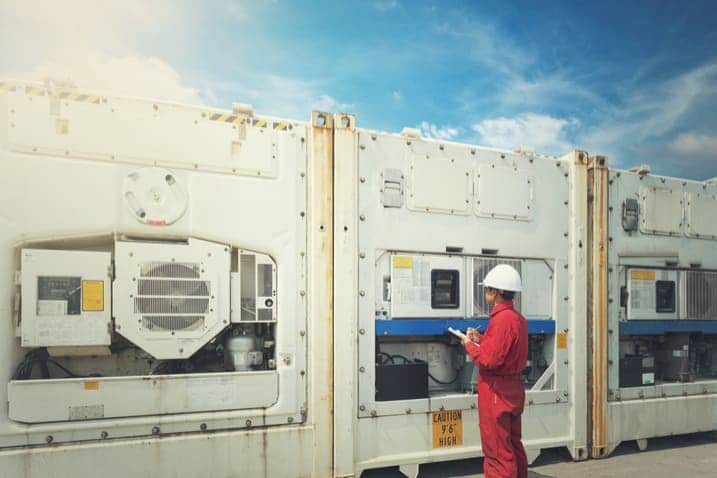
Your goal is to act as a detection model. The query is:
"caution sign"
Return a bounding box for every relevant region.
[82,280,104,312]
[432,409,463,448]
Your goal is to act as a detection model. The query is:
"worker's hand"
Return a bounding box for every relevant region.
[467,327,481,343]
[460,335,472,346]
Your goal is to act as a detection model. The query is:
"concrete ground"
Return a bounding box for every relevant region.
[362,432,717,477]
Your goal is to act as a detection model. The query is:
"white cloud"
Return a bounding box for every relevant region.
[373,1,400,12]
[392,90,403,101]
[0,1,203,104]
[471,113,576,154]
[419,121,459,140]
[10,55,203,104]
[580,62,717,162]
[668,133,717,157]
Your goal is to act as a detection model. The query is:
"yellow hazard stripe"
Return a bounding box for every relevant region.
[207,112,245,124]
[273,121,289,131]
[25,86,46,96]
[0,81,17,92]
[253,119,267,128]
[57,92,101,104]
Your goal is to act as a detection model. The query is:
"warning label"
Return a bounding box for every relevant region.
[432,409,463,448]
[82,280,104,312]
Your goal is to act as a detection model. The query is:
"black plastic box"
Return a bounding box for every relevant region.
[619,355,655,387]
[375,361,429,401]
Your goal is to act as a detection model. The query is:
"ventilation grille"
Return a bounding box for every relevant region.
[684,271,717,320]
[142,316,205,331]
[138,279,209,296]
[257,308,273,321]
[136,262,211,332]
[473,258,522,316]
[141,262,200,279]
[134,297,209,314]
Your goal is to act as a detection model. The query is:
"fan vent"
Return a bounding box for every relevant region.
[142,315,204,331]
[684,271,717,320]
[141,262,200,279]
[473,258,522,316]
[136,262,211,330]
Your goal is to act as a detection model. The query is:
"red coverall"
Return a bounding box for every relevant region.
[463,301,529,478]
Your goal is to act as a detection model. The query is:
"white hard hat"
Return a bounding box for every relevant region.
[483,264,522,292]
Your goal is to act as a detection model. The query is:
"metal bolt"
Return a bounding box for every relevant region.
[246,420,252,427]
[555,397,561,403]
[359,214,366,221]
[359,290,366,297]
[200,423,207,431]
[300,290,306,297]
[46,435,54,444]
[359,328,365,335]
[300,370,305,376]
[359,366,366,373]
[471,403,476,409]
[152,426,160,435]
[528,400,534,406]
[359,252,366,259]
[360,177,366,183]
[370,411,377,417]
[359,405,366,411]
[288,417,294,424]
[564,360,569,365]
[300,330,306,337]
[283,355,292,365]
[101,431,108,439]
[405,408,412,414]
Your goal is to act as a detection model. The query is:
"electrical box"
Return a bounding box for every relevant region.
[113,238,231,359]
[231,251,277,323]
[389,254,465,318]
[20,249,112,347]
[627,268,678,320]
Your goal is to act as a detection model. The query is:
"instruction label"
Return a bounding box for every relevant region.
[432,409,463,448]
[82,280,104,312]
[392,257,431,305]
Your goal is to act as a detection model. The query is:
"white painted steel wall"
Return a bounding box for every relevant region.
[602,169,717,455]
[333,125,589,476]
[0,81,333,477]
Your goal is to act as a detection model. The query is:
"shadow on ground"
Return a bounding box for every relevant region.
[360,432,716,478]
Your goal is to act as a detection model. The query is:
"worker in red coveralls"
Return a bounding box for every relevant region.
[461,264,528,478]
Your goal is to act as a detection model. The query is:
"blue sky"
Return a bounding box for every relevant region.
[2,0,716,179]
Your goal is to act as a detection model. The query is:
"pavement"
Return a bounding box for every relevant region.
[362,432,717,477]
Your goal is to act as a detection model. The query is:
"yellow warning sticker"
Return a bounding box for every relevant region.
[84,380,100,391]
[631,269,656,281]
[82,280,104,312]
[557,332,568,349]
[392,256,413,268]
[432,409,463,448]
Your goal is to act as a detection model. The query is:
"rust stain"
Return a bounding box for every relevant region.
[310,111,335,476]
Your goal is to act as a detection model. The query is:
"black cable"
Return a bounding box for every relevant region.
[388,353,463,385]
[428,370,462,385]
[389,354,413,364]
[12,349,86,380]
[376,352,394,365]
